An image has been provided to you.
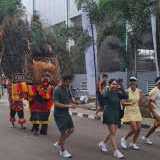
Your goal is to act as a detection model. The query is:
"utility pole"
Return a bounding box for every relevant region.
[33,0,36,16]
[66,0,69,29]
[150,0,160,76]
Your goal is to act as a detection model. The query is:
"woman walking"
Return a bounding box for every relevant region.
[121,77,144,150]
[142,77,160,145]
[98,79,126,159]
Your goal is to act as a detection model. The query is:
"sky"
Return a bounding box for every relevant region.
[20,0,80,25]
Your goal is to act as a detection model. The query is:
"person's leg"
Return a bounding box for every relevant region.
[124,123,134,140]
[54,113,74,151]
[104,134,111,144]
[142,119,160,145]
[121,122,135,149]
[145,120,159,138]
[31,112,40,135]
[10,109,16,127]
[17,110,26,129]
[58,128,74,151]
[33,124,39,135]
[40,124,48,135]
[126,121,139,144]
[108,124,124,158]
[108,124,118,150]
[133,122,141,144]
[98,125,110,152]
[40,112,50,135]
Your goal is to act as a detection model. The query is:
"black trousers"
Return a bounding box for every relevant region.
[10,109,24,121]
[31,112,50,135]
[32,124,48,135]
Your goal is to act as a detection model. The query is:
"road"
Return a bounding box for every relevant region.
[0,96,160,160]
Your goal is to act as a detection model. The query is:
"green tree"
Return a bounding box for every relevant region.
[75,0,150,72]
[0,0,21,23]
[31,18,90,75]
[0,0,30,79]
[46,24,90,74]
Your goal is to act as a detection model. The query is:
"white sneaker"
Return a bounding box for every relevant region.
[120,137,128,149]
[53,142,61,150]
[60,150,72,158]
[98,141,108,152]
[141,136,153,145]
[113,150,124,159]
[129,143,140,150]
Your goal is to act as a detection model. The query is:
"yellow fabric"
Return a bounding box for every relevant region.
[11,83,20,101]
[122,88,142,122]
[149,87,160,117]
[149,87,158,97]
[31,121,49,125]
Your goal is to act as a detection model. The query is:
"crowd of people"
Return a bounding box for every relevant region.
[96,74,160,159]
[4,73,160,159]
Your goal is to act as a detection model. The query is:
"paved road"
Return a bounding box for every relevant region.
[0,97,160,160]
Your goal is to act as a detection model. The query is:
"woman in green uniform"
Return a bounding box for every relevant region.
[98,79,126,159]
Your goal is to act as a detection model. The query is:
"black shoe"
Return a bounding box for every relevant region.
[31,126,34,132]
[40,130,47,135]
[33,131,39,136]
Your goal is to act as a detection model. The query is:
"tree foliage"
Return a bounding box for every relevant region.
[0,0,21,23]
[75,0,150,72]
[31,18,90,74]
[0,0,30,79]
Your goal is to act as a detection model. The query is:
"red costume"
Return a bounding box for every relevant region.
[29,80,53,135]
[7,82,26,128]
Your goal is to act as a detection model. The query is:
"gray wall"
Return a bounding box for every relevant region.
[137,72,156,94]
[72,71,157,96]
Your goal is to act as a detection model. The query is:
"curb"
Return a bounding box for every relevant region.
[70,111,152,129]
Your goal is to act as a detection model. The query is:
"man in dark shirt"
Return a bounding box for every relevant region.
[53,75,77,158]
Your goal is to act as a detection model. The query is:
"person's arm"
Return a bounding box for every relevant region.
[102,89,109,104]
[54,102,73,109]
[139,90,145,107]
[118,88,128,100]
[148,89,157,112]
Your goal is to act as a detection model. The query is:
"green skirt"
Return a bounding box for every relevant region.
[103,108,121,125]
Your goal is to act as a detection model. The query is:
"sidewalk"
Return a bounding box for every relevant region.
[70,105,155,129]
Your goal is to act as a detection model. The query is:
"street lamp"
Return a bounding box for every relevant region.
[149,0,160,76]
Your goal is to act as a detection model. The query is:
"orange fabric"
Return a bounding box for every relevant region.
[28,85,36,97]
[29,84,53,111]
[12,82,29,101]
[20,82,28,93]
[38,86,52,100]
